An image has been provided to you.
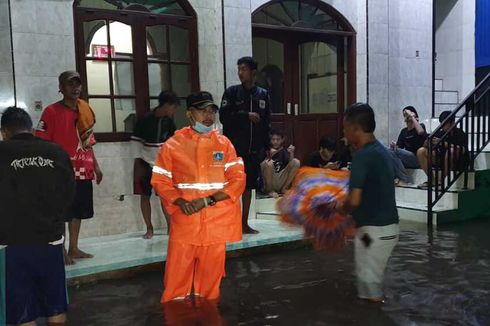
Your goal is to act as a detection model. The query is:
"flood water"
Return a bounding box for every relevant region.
[66,219,490,326]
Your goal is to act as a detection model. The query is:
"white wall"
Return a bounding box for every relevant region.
[435,0,475,97]
[4,0,226,239]
[3,0,441,238]
[368,0,433,144]
[0,0,15,111]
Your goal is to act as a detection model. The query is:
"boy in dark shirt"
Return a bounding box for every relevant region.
[417,110,467,189]
[131,90,178,238]
[308,137,340,169]
[260,130,300,198]
[389,106,427,185]
[336,103,399,303]
[391,106,427,167]
[308,136,351,169]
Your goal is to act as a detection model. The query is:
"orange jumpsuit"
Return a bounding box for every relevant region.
[151,127,245,303]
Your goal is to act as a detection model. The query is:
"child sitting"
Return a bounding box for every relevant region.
[260,130,300,198]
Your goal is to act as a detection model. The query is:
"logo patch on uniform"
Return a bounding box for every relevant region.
[213,151,224,162]
[221,99,227,107]
[36,120,47,132]
[259,100,266,109]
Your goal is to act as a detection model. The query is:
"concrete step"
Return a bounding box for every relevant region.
[435,90,459,104]
[397,203,458,225]
[254,196,458,226]
[395,186,459,210]
[406,168,475,190]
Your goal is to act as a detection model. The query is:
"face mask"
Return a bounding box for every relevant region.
[192,121,214,134]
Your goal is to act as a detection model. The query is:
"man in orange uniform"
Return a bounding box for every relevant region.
[151,91,245,303]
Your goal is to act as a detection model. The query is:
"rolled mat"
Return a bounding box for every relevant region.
[277,167,355,250]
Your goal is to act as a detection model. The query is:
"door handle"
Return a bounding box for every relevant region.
[287,102,291,115]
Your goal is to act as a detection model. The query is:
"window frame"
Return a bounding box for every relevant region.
[73,3,199,142]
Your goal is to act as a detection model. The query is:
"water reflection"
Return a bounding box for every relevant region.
[68,220,490,325]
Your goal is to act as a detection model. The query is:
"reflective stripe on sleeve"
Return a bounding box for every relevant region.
[152,166,173,178]
[224,158,244,171]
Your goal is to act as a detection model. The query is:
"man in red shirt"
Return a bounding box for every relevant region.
[36,71,103,265]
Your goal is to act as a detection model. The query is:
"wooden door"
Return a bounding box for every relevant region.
[253,28,345,164]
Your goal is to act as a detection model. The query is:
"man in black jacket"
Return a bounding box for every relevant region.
[220,56,271,234]
[0,107,75,326]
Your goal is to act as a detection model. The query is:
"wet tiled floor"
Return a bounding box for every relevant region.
[65,218,490,325]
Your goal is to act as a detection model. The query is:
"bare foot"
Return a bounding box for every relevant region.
[143,228,154,239]
[395,180,412,187]
[64,249,76,265]
[268,191,279,198]
[360,297,385,304]
[68,248,94,259]
[243,225,259,234]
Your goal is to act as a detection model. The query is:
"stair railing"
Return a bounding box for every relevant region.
[427,72,490,226]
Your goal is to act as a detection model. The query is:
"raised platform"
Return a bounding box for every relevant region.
[66,219,304,280]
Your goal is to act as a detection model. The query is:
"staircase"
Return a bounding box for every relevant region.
[251,150,490,226]
[251,75,490,226]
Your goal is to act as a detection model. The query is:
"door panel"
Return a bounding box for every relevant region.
[253,28,345,165]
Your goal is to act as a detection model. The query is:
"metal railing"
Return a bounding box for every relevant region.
[427,72,490,226]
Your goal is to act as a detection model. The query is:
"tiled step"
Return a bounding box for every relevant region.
[395,186,459,210]
[474,151,490,170]
[406,168,475,190]
[397,202,458,225]
[254,195,457,226]
[435,90,459,104]
[435,78,443,91]
[66,219,304,280]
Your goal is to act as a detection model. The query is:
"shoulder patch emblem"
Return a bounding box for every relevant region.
[221,99,227,107]
[259,100,266,109]
[213,151,224,162]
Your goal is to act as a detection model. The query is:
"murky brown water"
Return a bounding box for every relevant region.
[64,219,490,326]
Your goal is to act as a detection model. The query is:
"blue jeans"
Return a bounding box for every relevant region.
[388,148,413,183]
[393,148,420,169]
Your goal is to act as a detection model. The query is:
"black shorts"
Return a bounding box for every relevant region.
[66,180,94,221]
[4,244,67,324]
[133,158,153,197]
[242,152,263,190]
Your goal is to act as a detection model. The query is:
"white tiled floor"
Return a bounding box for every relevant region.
[66,219,303,279]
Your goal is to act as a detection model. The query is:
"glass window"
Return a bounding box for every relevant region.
[147,25,168,60]
[300,42,337,114]
[171,64,191,96]
[252,0,344,31]
[112,62,135,96]
[148,63,170,97]
[169,26,190,61]
[86,60,110,95]
[109,21,133,59]
[115,99,136,132]
[76,0,189,16]
[89,99,113,133]
[75,0,197,140]
[253,37,285,114]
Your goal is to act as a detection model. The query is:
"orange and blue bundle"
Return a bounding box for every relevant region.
[277,167,355,250]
